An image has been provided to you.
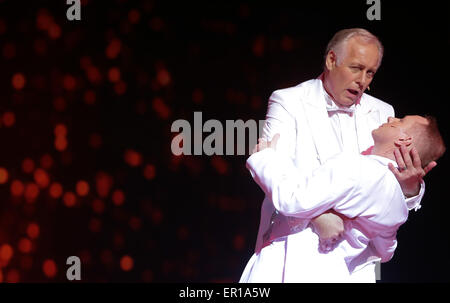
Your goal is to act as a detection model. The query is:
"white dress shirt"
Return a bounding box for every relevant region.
[242,148,409,282]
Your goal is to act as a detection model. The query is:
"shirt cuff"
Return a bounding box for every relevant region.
[405,179,425,211]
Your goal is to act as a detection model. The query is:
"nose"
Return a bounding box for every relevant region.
[387,117,399,123]
[355,72,368,90]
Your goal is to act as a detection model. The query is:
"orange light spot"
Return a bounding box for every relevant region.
[84,90,96,105]
[156,68,171,86]
[24,183,40,203]
[34,168,50,188]
[151,209,163,225]
[53,96,66,112]
[3,111,15,127]
[0,244,13,262]
[36,10,53,31]
[10,180,25,197]
[22,158,35,174]
[129,217,142,231]
[233,234,245,251]
[12,73,26,90]
[63,74,76,91]
[11,73,26,90]
[120,255,134,271]
[54,124,67,137]
[108,67,120,83]
[0,167,9,184]
[34,38,47,55]
[40,154,53,169]
[114,81,127,95]
[211,156,229,175]
[42,259,57,278]
[152,97,171,119]
[128,9,141,24]
[192,88,204,104]
[252,36,265,57]
[54,136,68,151]
[143,164,156,180]
[112,189,125,206]
[76,180,89,197]
[124,149,143,167]
[18,238,32,254]
[95,172,113,198]
[89,218,102,233]
[106,38,121,59]
[27,223,40,239]
[86,66,102,84]
[6,269,19,283]
[49,182,63,199]
[63,191,76,207]
[92,199,105,214]
[48,23,61,39]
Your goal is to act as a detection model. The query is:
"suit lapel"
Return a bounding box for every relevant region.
[302,80,341,164]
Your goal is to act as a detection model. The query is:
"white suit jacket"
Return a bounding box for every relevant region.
[245,149,408,282]
[253,78,423,254]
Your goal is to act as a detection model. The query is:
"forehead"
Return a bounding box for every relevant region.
[342,37,379,67]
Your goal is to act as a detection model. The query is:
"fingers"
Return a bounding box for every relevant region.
[393,148,406,171]
[410,147,423,169]
[388,162,400,178]
[400,145,413,168]
[424,161,437,175]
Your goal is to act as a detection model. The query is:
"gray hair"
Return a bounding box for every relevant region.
[324,28,384,68]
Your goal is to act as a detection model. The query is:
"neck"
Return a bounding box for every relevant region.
[370,144,397,162]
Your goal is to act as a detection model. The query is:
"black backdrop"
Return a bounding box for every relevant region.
[0,0,448,282]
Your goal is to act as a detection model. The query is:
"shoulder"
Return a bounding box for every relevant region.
[270,79,318,103]
[360,93,395,116]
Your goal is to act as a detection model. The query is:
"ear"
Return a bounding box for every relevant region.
[325,51,337,71]
[394,134,412,147]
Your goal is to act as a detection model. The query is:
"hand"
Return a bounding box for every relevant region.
[251,133,280,155]
[311,210,345,253]
[388,145,437,197]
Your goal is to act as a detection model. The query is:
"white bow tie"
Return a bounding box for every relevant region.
[326,104,355,114]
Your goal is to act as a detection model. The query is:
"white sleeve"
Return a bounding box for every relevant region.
[261,91,297,158]
[404,180,425,211]
[246,149,364,218]
[371,230,398,262]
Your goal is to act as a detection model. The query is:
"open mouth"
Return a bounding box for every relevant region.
[347,89,359,96]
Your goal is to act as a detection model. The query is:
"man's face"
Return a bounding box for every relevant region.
[372,115,429,146]
[325,37,380,107]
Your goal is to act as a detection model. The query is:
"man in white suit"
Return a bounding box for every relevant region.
[241,115,445,282]
[240,28,437,282]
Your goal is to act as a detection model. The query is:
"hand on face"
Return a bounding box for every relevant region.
[388,145,437,197]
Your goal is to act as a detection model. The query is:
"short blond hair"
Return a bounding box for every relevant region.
[324,28,384,68]
[411,116,446,168]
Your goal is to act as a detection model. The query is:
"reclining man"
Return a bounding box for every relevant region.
[240,115,445,282]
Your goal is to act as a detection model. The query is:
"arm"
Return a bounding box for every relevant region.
[247,144,360,218]
[389,145,435,211]
[371,230,398,263]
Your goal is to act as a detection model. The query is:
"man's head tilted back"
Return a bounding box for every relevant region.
[372,115,446,168]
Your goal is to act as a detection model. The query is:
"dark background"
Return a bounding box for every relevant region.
[0,0,448,282]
